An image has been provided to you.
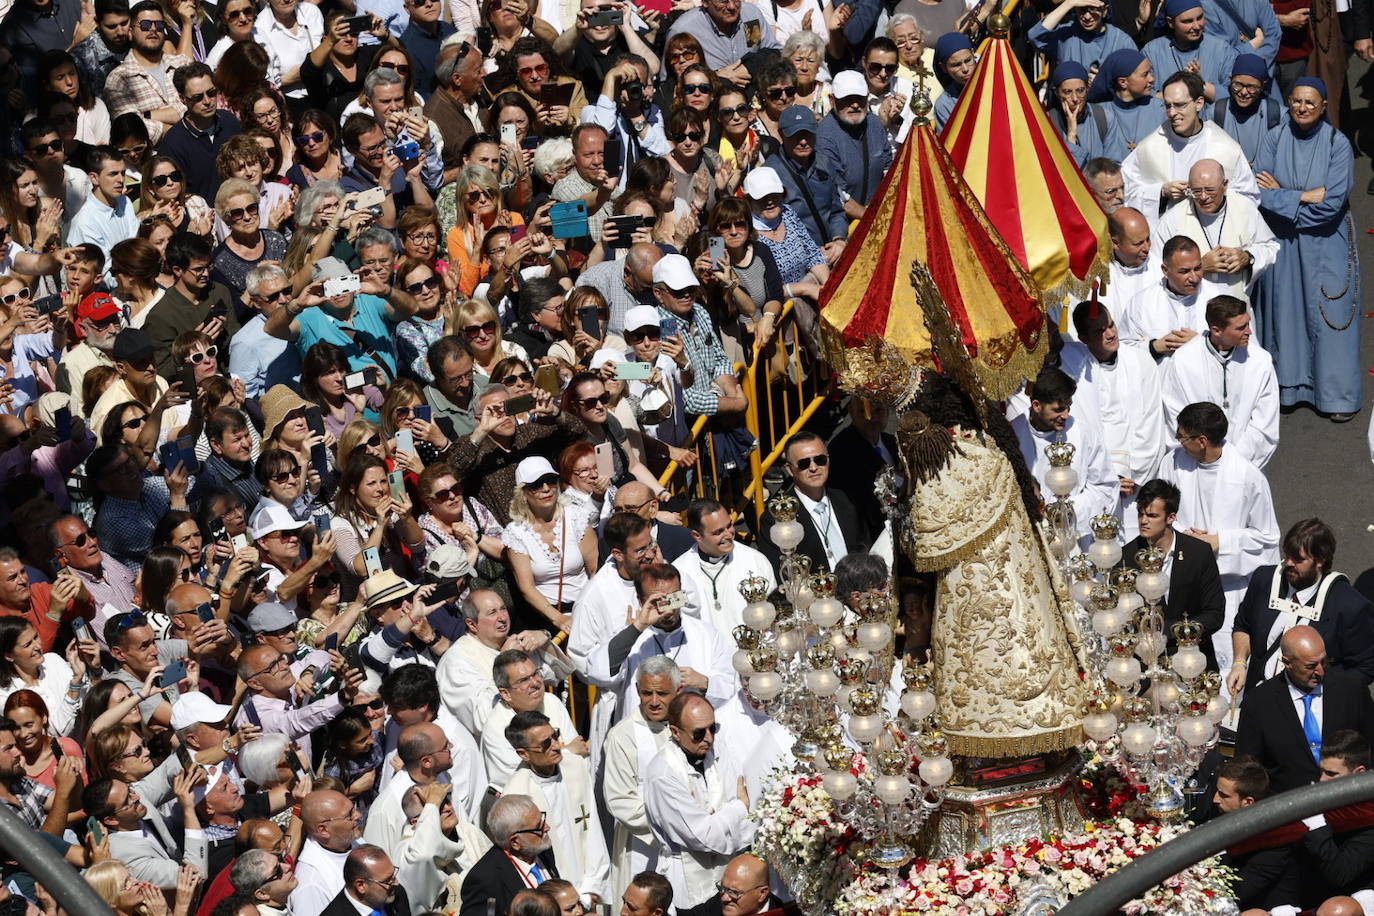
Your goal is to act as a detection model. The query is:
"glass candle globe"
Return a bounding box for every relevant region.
[742,601,776,630]
[1083,710,1118,742]
[793,585,815,613]
[856,621,892,652]
[1107,655,1142,687]
[809,598,844,628]
[805,668,840,697]
[847,714,884,745]
[1045,464,1079,498]
[1206,695,1228,723]
[749,671,783,701]
[1173,645,1207,680]
[1092,610,1121,637]
[1134,632,1164,663]
[775,629,803,657]
[900,689,937,720]
[873,774,911,805]
[1121,721,1158,756]
[823,770,857,801]
[836,685,853,709]
[770,519,804,551]
[918,756,954,787]
[732,649,755,676]
[1136,571,1169,602]
[1177,716,1213,747]
[1087,538,1122,570]
[1117,591,1144,614]
[828,632,850,654]
[1150,678,1180,709]
[1070,578,1095,606]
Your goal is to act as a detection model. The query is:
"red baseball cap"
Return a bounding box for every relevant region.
[76,292,120,322]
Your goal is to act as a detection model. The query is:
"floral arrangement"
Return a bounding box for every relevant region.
[752,763,1237,916]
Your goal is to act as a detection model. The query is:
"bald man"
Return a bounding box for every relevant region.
[1235,626,1374,794]
[677,853,788,916]
[1154,159,1277,302]
[1097,207,1157,325]
[574,242,664,336]
[291,791,363,916]
[364,721,453,855]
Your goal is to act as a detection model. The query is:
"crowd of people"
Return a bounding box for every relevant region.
[0,0,1369,910]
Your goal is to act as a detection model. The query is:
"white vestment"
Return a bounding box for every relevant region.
[1099,257,1159,322]
[362,768,420,857]
[1158,445,1279,670]
[393,796,491,914]
[569,561,643,774]
[1153,193,1278,301]
[602,707,671,896]
[376,706,486,824]
[503,754,611,901]
[1121,123,1259,226]
[437,633,576,740]
[479,694,579,789]
[643,742,756,910]
[613,616,737,720]
[1011,413,1118,532]
[715,689,798,802]
[673,543,778,644]
[1117,279,1209,352]
[1161,334,1280,469]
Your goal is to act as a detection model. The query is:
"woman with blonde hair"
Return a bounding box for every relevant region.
[215,135,294,233]
[441,166,525,297]
[211,177,288,301]
[455,298,529,386]
[503,455,597,633]
[87,858,203,916]
[336,418,389,472]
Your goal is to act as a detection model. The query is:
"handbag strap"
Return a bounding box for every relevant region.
[776,154,829,241]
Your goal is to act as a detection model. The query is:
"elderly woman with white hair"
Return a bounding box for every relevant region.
[783,31,832,117]
[886,13,943,103]
[211,177,289,303]
[238,733,312,843]
[532,137,574,195]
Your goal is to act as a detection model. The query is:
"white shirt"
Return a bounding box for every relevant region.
[1161,333,1279,469]
[253,4,323,98]
[1117,278,1208,353]
[794,490,849,568]
[289,839,351,916]
[1288,677,1323,739]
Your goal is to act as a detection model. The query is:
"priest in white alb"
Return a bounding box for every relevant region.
[673,499,777,645]
[1161,295,1279,469]
[1069,302,1166,539]
[602,656,679,897]
[1153,159,1278,302]
[1121,70,1257,227]
[1118,235,1209,357]
[1097,207,1159,321]
[1158,400,1280,674]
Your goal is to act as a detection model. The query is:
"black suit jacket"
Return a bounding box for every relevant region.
[1234,566,1374,693]
[677,894,798,916]
[1121,531,1225,671]
[1234,668,1374,794]
[458,845,559,916]
[1299,822,1374,902]
[597,518,696,564]
[826,425,897,535]
[1223,843,1300,911]
[321,885,411,916]
[757,486,869,574]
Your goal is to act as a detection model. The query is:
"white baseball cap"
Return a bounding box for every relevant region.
[624,305,660,332]
[171,692,234,731]
[742,167,785,200]
[248,501,308,541]
[832,70,870,101]
[651,254,699,292]
[514,456,559,487]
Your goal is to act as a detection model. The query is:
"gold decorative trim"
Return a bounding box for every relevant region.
[944,723,1085,758]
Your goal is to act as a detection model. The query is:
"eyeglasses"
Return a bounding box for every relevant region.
[27,139,63,155]
[59,531,95,549]
[714,219,747,232]
[427,484,461,503]
[463,320,498,339]
[116,742,150,761]
[136,18,165,30]
[0,287,30,305]
[295,130,327,146]
[576,392,611,409]
[226,201,260,221]
[717,882,768,901]
[521,729,561,752]
[466,187,495,204]
[405,231,437,243]
[517,63,550,79]
[766,86,796,100]
[187,345,218,364]
[226,6,254,18]
[792,454,829,470]
[249,653,292,679]
[404,275,440,294]
[625,327,660,342]
[270,465,302,483]
[618,495,658,514]
[500,371,532,386]
[668,49,698,62]
[319,807,359,825]
[1162,100,1196,111]
[687,722,720,742]
[119,413,147,431]
[256,287,291,303]
[670,130,705,142]
[865,61,898,75]
[512,815,548,837]
[184,262,212,275]
[717,103,751,120]
[681,82,711,95]
[1229,79,1263,94]
[183,86,219,104]
[525,474,559,491]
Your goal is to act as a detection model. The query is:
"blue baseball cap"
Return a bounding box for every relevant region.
[779,105,818,137]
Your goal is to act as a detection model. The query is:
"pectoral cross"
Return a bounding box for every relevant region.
[575,804,591,829]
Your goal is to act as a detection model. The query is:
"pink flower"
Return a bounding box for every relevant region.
[955,880,974,896]
[1043,848,1063,864]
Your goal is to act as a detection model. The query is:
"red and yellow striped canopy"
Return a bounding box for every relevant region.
[941,33,1111,300]
[818,117,1046,402]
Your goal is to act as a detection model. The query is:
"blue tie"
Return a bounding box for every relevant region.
[1302,692,1322,764]
[529,862,544,884]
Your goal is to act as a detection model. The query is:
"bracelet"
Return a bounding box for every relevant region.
[1231,662,1248,669]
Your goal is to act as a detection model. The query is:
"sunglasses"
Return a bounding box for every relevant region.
[151,171,184,188]
[364,434,382,448]
[122,414,148,430]
[576,393,611,409]
[466,187,495,203]
[187,345,218,364]
[183,86,219,104]
[682,83,711,95]
[766,86,797,100]
[525,474,559,490]
[112,611,148,632]
[793,454,829,470]
[463,320,498,339]
[522,729,561,752]
[227,201,260,221]
[717,103,751,120]
[404,275,440,295]
[517,63,550,78]
[270,465,301,483]
[226,5,254,17]
[385,63,412,76]
[714,219,747,232]
[428,485,461,503]
[295,130,327,146]
[60,531,95,549]
[866,62,898,75]
[136,18,165,30]
[500,371,532,386]
[28,139,62,155]
[0,287,30,305]
[625,327,660,342]
[670,130,705,142]
[687,722,721,742]
[257,287,291,303]
[668,50,698,61]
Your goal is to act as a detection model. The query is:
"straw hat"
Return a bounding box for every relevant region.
[260,384,313,440]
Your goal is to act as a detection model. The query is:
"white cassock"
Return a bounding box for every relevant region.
[569,563,641,775]
[288,839,348,916]
[1158,445,1279,673]
[1004,357,1102,432]
[1161,334,1279,469]
[1010,413,1118,532]
[393,796,491,915]
[376,706,486,824]
[1153,193,1278,302]
[673,543,778,645]
[437,634,577,740]
[362,768,420,856]
[1121,123,1259,226]
[479,695,579,790]
[643,742,756,910]
[613,617,737,721]
[1117,279,1208,352]
[601,707,671,897]
[1099,257,1159,322]
[714,688,797,802]
[1065,341,1166,538]
[503,755,611,901]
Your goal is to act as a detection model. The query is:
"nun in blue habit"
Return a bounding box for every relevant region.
[932,32,974,133]
[1141,0,1238,101]
[1210,54,1285,167]
[1252,76,1362,420]
[1085,49,1165,161]
[1047,61,1127,165]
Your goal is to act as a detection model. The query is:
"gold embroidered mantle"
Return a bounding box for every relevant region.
[901,428,1087,758]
